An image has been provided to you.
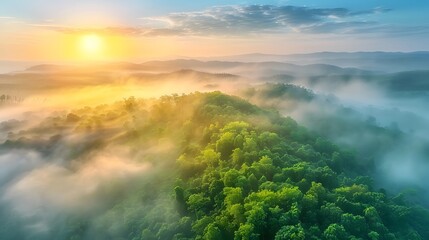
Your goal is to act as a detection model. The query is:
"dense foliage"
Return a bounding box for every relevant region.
[169,93,429,240]
[1,92,428,240]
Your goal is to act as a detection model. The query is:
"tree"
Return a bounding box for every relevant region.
[224,187,243,206]
[141,229,156,240]
[123,96,137,112]
[224,169,240,187]
[275,224,305,240]
[203,224,222,240]
[340,213,368,237]
[323,224,348,240]
[175,186,187,215]
[368,231,379,240]
[216,132,235,160]
[235,224,258,240]
[320,203,343,228]
[187,193,211,217]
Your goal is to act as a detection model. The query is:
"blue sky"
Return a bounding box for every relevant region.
[1,0,428,60]
[0,1,281,27]
[1,0,427,24]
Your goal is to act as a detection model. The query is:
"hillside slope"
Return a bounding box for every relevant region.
[0,92,428,240]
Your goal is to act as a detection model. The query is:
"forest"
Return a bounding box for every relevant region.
[1,91,428,239]
[2,0,429,238]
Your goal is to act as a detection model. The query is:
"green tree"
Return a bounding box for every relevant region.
[323,224,348,240]
[275,224,305,240]
[203,224,222,240]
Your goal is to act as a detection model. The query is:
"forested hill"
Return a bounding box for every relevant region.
[1,92,428,240]
[169,92,429,240]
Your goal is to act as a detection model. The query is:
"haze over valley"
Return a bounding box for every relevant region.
[1,0,429,239]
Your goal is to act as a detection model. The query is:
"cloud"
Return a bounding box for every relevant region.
[351,7,392,15]
[300,21,376,34]
[141,5,390,36]
[32,5,416,37]
[31,24,184,37]
[0,147,152,234]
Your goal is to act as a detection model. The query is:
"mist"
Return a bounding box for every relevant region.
[1,52,429,238]
[0,92,184,239]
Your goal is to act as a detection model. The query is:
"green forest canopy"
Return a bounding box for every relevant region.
[2,92,428,240]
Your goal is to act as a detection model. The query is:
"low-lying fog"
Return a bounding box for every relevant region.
[1,52,428,238]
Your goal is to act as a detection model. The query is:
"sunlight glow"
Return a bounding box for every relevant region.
[80,34,103,57]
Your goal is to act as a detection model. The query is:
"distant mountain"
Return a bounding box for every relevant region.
[0,61,46,74]
[0,68,242,91]
[386,70,429,92]
[130,69,241,83]
[201,51,429,72]
[24,60,371,77]
[6,51,429,74]
[26,64,77,72]
[6,59,429,94]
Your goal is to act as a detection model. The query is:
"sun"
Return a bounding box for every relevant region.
[80,34,103,57]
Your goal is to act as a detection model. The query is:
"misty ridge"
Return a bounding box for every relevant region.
[1,51,429,239]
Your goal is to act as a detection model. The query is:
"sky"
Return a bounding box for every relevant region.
[0,0,428,61]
